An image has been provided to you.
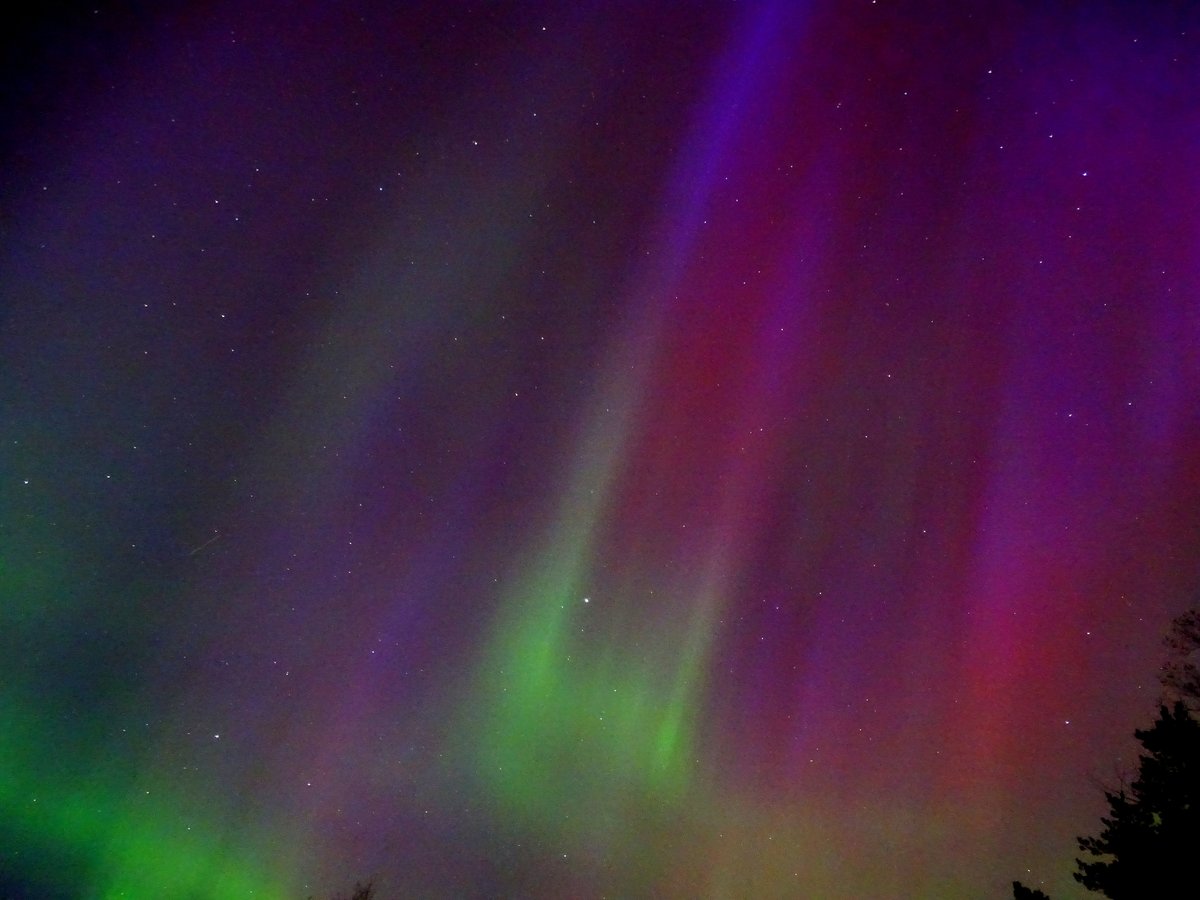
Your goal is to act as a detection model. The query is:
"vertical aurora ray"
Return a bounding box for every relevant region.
[457,4,1200,894]
[460,1,811,879]
[4,1,1200,897]
[465,260,718,830]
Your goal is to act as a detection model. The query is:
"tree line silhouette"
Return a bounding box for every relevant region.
[320,613,1200,899]
[1014,609,1200,899]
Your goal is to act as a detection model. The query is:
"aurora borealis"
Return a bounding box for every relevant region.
[3,1,1200,897]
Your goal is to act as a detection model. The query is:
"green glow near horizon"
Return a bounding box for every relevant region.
[477,563,715,821]
[1,653,292,899]
[466,342,722,835]
[1,514,293,899]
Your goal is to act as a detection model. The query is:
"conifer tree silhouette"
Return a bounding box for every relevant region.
[1161,608,1200,711]
[1073,702,1200,897]
[1014,608,1200,898]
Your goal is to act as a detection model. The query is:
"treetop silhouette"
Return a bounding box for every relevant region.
[1014,607,1200,899]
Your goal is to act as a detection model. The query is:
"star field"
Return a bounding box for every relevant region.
[2,2,1200,897]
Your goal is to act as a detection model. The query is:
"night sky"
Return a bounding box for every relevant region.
[3,2,1200,897]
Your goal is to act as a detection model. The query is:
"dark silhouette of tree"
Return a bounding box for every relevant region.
[1073,701,1200,897]
[313,879,375,900]
[1013,609,1200,898]
[1161,608,1200,712]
